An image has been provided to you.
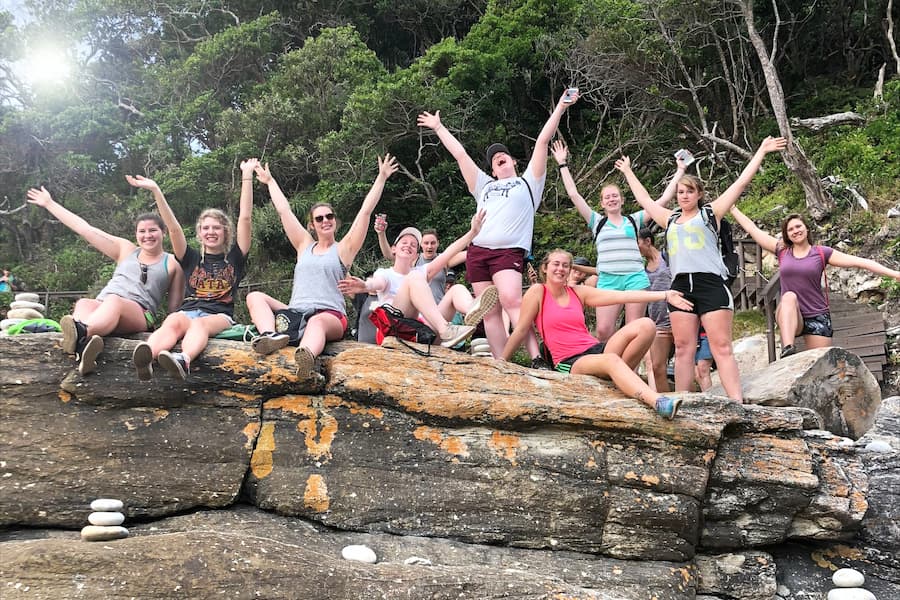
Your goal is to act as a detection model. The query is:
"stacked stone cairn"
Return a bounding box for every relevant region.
[827,568,877,600]
[1,293,46,335]
[81,498,129,542]
[469,337,492,358]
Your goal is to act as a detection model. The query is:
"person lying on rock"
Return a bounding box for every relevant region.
[246,155,397,380]
[338,211,499,349]
[25,186,184,375]
[500,249,693,420]
[729,205,900,358]
[127,159,256,380]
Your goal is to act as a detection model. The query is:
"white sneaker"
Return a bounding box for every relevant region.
[294,347,316,380]
[158,351,189,380]
[132,342,153,381]
[440,324,475,348]
[252,332,290,355]
[77,335,104,376]
[464,285,499,326]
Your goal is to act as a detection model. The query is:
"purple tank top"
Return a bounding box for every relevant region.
[778,244,833,317]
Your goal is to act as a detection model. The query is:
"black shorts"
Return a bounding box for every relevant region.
[802,313,833,337]
[555,342,606,373]
[669,273,733,316]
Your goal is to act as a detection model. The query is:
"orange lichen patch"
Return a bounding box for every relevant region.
[678,567,693,584]
[413,426,470,457]
[58,390,72,403]
[242,422,260,450]
[488,431,522,464]
[122,409,169,431]
[641,474,660,485]
[304,474,330,512]
[250,422,276,479]
[585,456,597,469]
[221,389,260,403]
[242,407,258,417]
[702,449,716,464]
[214,348,296,386]
[624,471,639,481]
[348,404,384,419]
[811,550,837,570]
[265,396,313,415]
[297,413,338,460]
[611,567,623,575]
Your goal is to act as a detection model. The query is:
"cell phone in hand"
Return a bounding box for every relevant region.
[674,149,695,167]
[563,87,579,104]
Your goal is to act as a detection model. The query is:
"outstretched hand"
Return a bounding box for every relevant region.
[759,136,788,154]
[550,140,568,165]
[337,275,367,297]
[240,158,260,175]
[469,208,487,236]
[614,156,632,173]
[557,88,580,108]
[378,153,399,179]
[417,111,442,131]
[125,174,160,191]
[254,163,273,185]
[665,290,693,311]
[25,186,53,207]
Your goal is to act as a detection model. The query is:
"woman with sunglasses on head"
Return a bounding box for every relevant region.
[500,249,693,419]
[128,159,257,380]
[729,205,900,357]
[616,136,787,402]
[25,186,184,375]
[246,155,398,380]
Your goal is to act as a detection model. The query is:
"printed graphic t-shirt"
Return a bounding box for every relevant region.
[177,244,247,316]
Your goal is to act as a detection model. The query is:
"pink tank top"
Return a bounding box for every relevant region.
[537,286,600,364]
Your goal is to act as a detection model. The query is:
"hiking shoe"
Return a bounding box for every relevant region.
[132,342,154,381]
[60,315,87,355]
[294,347,316,380]
[530,356,552,370]
[440,324,475,348]
[464,285,499,327]
[77,335,104,376]
[158,350,189,380]
[655,396,682,420]
[252,331,290,355]
[780,344,796,359]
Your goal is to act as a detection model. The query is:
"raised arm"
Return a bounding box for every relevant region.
[827,250,900,281]
[418,111,481,193]
[728,205,778,253]
[126,175,186,259]
[26,187,132,262]
[235,158,258,255]
[254,163,311,253]
[655,157,688,208]
[614,157,672,229]
[551,140,592,223]
[500,284,543,361]
[338,154,399,266]
[709,136,787,219]
[373,213,394,260]
[166,265,185,312]
[425,210,485,281]
[528,89,579,180]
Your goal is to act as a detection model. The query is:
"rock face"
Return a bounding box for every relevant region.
[0,333,897,599]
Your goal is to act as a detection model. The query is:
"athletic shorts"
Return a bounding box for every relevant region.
[669,273,733,316]
[801,313,833,337]
[179,308,236,325]
[143,310,156,331]
[555,342,607,373]
[274,308,348,343]
[466,245,526,283]
[597,270,651,292]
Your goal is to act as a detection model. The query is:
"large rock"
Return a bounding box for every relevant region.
[715,347,882,439]
[857,396,900,550]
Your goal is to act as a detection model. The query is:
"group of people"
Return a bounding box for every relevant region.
[27,88,900,420]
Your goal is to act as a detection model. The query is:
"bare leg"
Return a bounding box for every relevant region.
[594,304,622,343]
[481,269,538,358]
[670,311,700,393]
[437,284,476,321]
[146,312,191,358]
[179,314,231,364]
[695,360,713,392]
[393,271,449,335]
[247,291,288,332]
[701,309,742,402]
[803,334,833,350]
[570,353,660,409]
[775,292,803,347]
[76,296,149,336]
[623,301,649,325]
[298,312,345,357]
[604,317,656,369]
[648,329,673,392]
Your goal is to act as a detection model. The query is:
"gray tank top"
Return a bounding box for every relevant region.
[288,242,347,314]
[666,211,728,278]
[97,249,170,312]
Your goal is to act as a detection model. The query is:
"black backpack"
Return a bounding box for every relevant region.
[666,205,740,285]
[594,213,638,241]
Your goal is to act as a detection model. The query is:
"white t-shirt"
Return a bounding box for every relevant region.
[471,168,546,252]
[373,265,427,306]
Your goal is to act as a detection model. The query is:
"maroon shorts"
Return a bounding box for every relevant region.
[466,245,526,283]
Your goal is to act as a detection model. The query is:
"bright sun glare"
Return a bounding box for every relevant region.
[24,47,72,86]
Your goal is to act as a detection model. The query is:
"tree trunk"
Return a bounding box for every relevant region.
[737,0,833,219]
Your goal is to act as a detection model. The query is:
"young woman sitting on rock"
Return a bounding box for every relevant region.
[729,205,900,357]
[128,159,256,380]
[25,187,183,375]
[500,249,693,420]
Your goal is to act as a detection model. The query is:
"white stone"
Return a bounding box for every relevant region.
[827,588,876,600]
[6,308,43,320]
[80,525,129,542]
[9,300,45,312]
[1,318,26,331]
[90,498,124,512]
[403,556,433,566]
[832,568,865,588]
[777,584,791,597]
[341,544,377,563]
[14,293,40,303]
[864,440,892,453]
[88,511,125,526]
[471,344,491,354]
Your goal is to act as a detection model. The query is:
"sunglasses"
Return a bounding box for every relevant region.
[314,213,336,223]
[139,263,148,284]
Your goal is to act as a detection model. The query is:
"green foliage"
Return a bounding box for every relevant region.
[733,309,766,339]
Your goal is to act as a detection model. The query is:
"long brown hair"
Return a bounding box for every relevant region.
[780,213,814,247]
[306,202,342,239]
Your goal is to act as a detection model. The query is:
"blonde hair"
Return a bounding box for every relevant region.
[306,202,342,240]
[677,174,707,204]
[196,208,233,260]
[539,249,574,282]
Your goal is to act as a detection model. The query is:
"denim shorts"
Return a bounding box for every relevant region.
[179,309,236,325]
